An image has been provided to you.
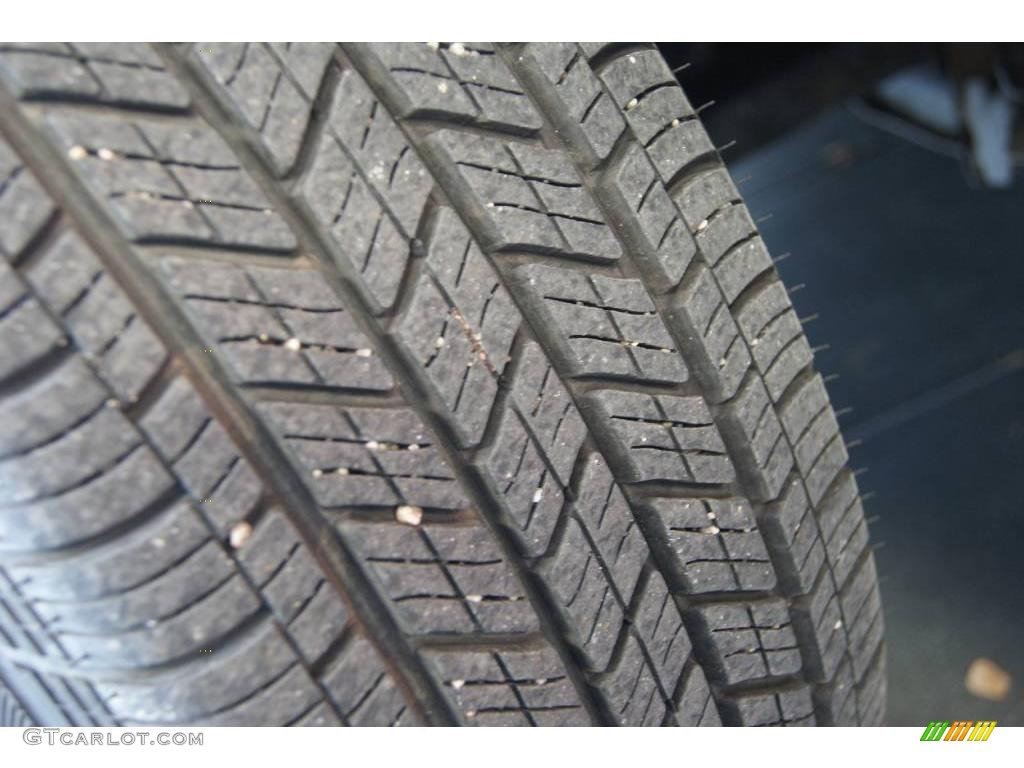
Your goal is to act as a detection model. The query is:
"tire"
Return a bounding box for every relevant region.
[0,42,885,727]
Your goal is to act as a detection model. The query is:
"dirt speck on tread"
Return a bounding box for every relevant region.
[395,504,423,527]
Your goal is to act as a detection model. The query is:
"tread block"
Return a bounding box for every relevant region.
[0,295,66,384]
[42,111,296,251]
[713,234,773,305]
[96,621,292,722]
[0,43,189,109]
[424,209,519,371]
[674,167,741,232]
[729,684,815,726]
[674,263,751,401]
[436,131,622,261]
[157,256,394,391]
[0,445,174,551]
[199,664,321,726]
[61,575,261,668]
[0,139,57,258]
[260,545,323,624]
[599,634,667,726]
[726,376,794,502]
[426,646,587,726]
[524,43,625,161]
[763,479,826,594]
[320,634,414,725]
[608,144,696,288]
[0,356,105,458]
[817,471,869,588]
[298,66,434,310]
[793,567,847,683]
[193,42,333,175]
[854,645,886,726]
[692,599,802,685]
[591,389,734,484]
[407,209,519,430]
[804,435,848,507]
[675,663,721,726]
[778,371,828,447]
[840,558,884,679]
[8,498,205,601]
[326,69,434,237]
[645,497,775,593]
[631,569,691,688]
[694,203,756,267]
[259,402,468,510]
[574,454,647,600]
[395,274,504,447]
[517,263,688,384]
[369,43,542,132]
[508,338,586,485]
[34,541,233,634]
[737,281,801,374]
[341,518,538,635]
[543,517,623,671]
[482,406,566,556]
[27,230,168,402]
[285,580,350,663]
[0,407,139,502]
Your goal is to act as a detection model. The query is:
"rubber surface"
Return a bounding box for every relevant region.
[0,42,885,726]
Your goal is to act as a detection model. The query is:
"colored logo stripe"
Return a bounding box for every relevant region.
[920,721,996,741]
[921,722,949,741]
[969,721,997,741]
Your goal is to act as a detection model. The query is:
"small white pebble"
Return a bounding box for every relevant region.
[465,594,483,603]
[355,348,373,358]
[451,679,465,690]
[311,468,323,478]
[258,333,269,342]
[97,147,116,161]
[105,398,120,409]
[671,118,681,127]
[407,443,421,452]
[833,619,843,631]
[701,525,720,535]
[335,467,349,476]
[426,42,440,50]
[284,337,302,351]
[629,55,637,63]
[625,98,639,111]
[465,710,477,719]
[229,521,253,549]
[449,42,468,57]
[68,145,88,160]
[435,337,446,348]
[696,219,709,232]
[152,538,166,549]
[531,488,544,504]
[535,678,547,685]
[438,81,449,94]
[395,504,423,526]
[365,440,380,451]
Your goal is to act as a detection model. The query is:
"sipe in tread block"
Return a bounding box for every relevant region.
[0,41,884,726]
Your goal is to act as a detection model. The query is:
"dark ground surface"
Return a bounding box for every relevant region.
[724,105,1024,725]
